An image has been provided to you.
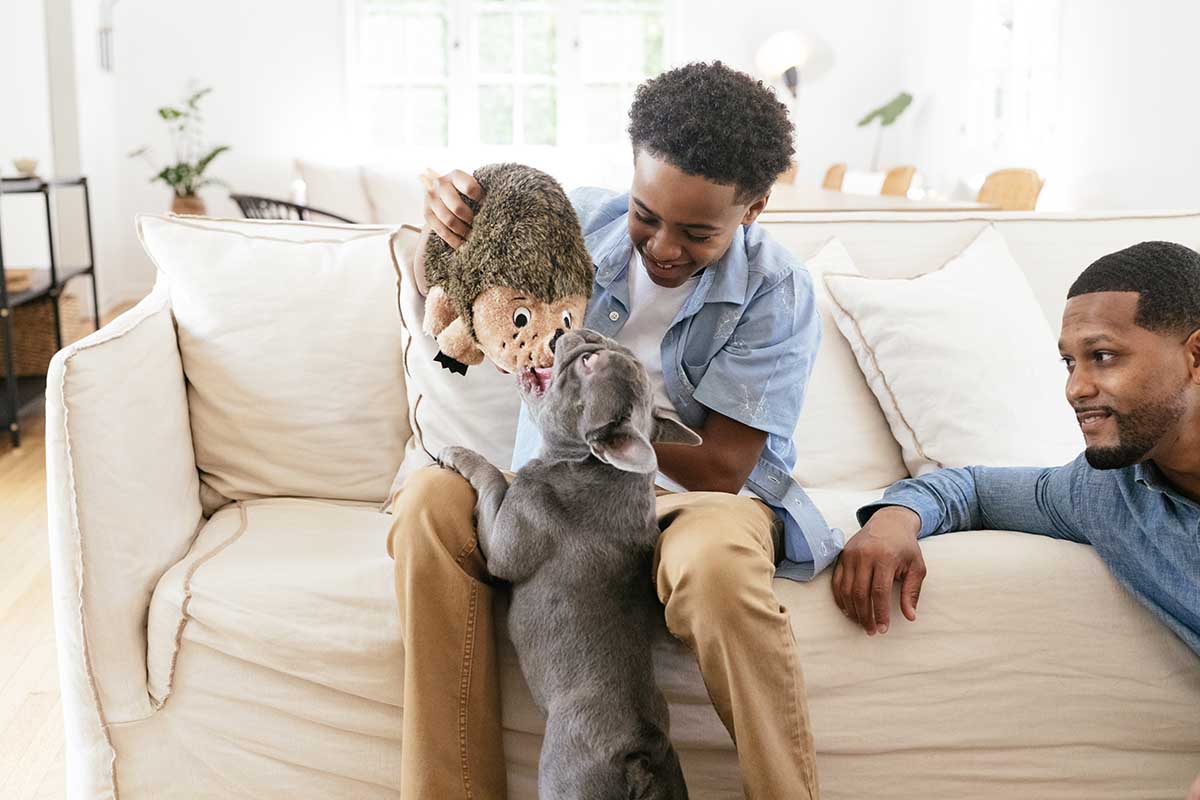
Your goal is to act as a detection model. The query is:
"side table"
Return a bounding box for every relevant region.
[0,176,100,447]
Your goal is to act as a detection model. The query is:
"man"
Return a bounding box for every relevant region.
[389,61,840,799]
[834,241,1200,794]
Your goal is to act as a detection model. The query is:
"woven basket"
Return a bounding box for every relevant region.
[0,292,89,377]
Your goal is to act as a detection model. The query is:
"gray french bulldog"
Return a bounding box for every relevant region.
[438,328,699,800]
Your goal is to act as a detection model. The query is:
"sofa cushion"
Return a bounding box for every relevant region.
[363,165,428,226]
[792,239,908,490]
[386,227,522,502]
[142,495,1200,799]
[823,225,1082,475]
[137,215,411,509]
[295,159,374,223]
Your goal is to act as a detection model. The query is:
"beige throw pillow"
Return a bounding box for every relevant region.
[823,225,1083,475]
[137,215,411,510]
[792,238,909,489]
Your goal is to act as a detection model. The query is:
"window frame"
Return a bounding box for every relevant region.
[344,0,681,157]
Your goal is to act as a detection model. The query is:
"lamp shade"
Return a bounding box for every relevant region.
[755,30,834,84]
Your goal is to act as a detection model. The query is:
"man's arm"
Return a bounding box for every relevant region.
[414,170,484,296]
[833,459,1090,635]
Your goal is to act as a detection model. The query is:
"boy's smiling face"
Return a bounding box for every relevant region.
[628,150,770,288]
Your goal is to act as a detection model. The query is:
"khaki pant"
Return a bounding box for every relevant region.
[386,466,819,800]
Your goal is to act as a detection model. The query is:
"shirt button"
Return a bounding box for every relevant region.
[609,311,620,321]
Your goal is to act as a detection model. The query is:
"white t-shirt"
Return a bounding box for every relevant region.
[615,251,751,495]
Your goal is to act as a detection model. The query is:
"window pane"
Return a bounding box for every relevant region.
[524,85,556,145]
[479,85,514,144]
[579,13,629,78]
[368,87,447,147]
[404,15,448,78]
[363,13,406,80]
[409,87,448,146]
[583,84,627,144]
[478,13,514,74]
[368,87,407,147]
[642,12,663,76]
[523,13,556,75]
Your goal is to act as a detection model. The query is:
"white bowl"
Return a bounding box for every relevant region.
[12,157,39,176]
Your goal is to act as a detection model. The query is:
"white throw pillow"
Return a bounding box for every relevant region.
[137,215,411,510]
[793,238,909,489]
[386,228,522,504]
[823,225,1083,475]
[294,159,374,223]
[363,165,428,226]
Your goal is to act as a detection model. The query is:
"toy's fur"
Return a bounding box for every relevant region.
[423,163,593,374]
[438,329,697,799]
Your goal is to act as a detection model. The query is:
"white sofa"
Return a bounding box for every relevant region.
[46,207,1200,800]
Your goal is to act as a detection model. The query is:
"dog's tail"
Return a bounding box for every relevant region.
[623,724,688,800]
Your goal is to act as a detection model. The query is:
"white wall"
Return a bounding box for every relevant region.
[1048,0,1200,210]
[91,0,350,306]
[682,0,908,186]
[0,0,55,268]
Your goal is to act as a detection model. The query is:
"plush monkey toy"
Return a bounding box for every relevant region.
[422,163,593,392]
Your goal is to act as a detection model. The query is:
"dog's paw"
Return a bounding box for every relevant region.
[436,445,475,477]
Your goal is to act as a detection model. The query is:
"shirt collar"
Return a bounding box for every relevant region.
[590,211,751,311]
[1134,461,1167,492]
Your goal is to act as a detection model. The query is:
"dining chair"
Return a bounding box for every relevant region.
[976,169,1044,210]
[821,162,847,191]
[881,165,917,197]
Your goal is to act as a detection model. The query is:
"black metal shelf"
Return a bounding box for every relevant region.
[1,175,99,447]
[0,376,46,429]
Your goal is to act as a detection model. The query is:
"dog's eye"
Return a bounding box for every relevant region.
[581,352,594,366]
[513,307,531,328]
[561,311,572,329]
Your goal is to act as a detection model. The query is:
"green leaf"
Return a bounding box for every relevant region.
[185,87,213,109]
[194,145,230,176]
[158,106,184,120]
[857,91,913,127]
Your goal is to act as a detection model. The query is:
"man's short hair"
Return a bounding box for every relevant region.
[1068,241,1200,336]
[627,61,793,203]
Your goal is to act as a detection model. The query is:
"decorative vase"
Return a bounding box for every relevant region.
[171,194,207,216]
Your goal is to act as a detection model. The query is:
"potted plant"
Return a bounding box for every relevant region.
[857,91,913,172]
[129,86,229,216]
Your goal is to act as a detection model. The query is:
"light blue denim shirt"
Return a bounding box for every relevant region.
[511,187,844,580]
[859,456,1200,657]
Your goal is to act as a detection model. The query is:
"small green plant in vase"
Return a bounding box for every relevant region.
[129,86,229,216]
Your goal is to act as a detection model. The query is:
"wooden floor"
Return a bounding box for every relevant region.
[0,401,66,799]
[0,302,133,798]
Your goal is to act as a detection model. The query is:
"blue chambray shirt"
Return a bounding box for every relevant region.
[511,187,844,580]
[859,456,1200,656]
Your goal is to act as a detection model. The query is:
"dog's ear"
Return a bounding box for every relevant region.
[652,413,702,447]
[588,422,657,474]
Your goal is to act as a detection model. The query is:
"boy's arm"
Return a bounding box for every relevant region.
[658,266,819,493]
[834,460,1090,635]
[655,413,767,494]
[414,169,484,296]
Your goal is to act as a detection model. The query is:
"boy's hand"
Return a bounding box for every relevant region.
[1187,772,1200,800]
[425,169,484,249]
[832,505,926,635]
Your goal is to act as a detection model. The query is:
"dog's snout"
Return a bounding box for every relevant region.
[550,328,566,352]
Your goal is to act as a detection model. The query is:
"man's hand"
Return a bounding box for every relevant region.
[1186,772,1199,800]
[832,505,927,635]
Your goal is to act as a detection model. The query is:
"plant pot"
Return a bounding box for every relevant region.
[171,195,207,216]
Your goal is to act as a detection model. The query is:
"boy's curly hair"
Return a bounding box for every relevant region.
[627,61,794,202]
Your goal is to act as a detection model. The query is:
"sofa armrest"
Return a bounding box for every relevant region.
[45,281,203,796]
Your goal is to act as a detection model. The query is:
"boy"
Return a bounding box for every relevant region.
[390,61,839,799]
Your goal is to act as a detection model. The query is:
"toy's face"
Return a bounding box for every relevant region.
[471,286,589,377]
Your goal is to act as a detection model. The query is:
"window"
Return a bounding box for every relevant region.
[347,0,672,153]
[966,0,1062,162]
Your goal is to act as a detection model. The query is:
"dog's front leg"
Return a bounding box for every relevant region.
[437,446,510,560]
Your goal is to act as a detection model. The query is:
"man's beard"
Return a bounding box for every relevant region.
[1083,392,1186,470]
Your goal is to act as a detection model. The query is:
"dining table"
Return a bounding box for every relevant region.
[764,183,996,213]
